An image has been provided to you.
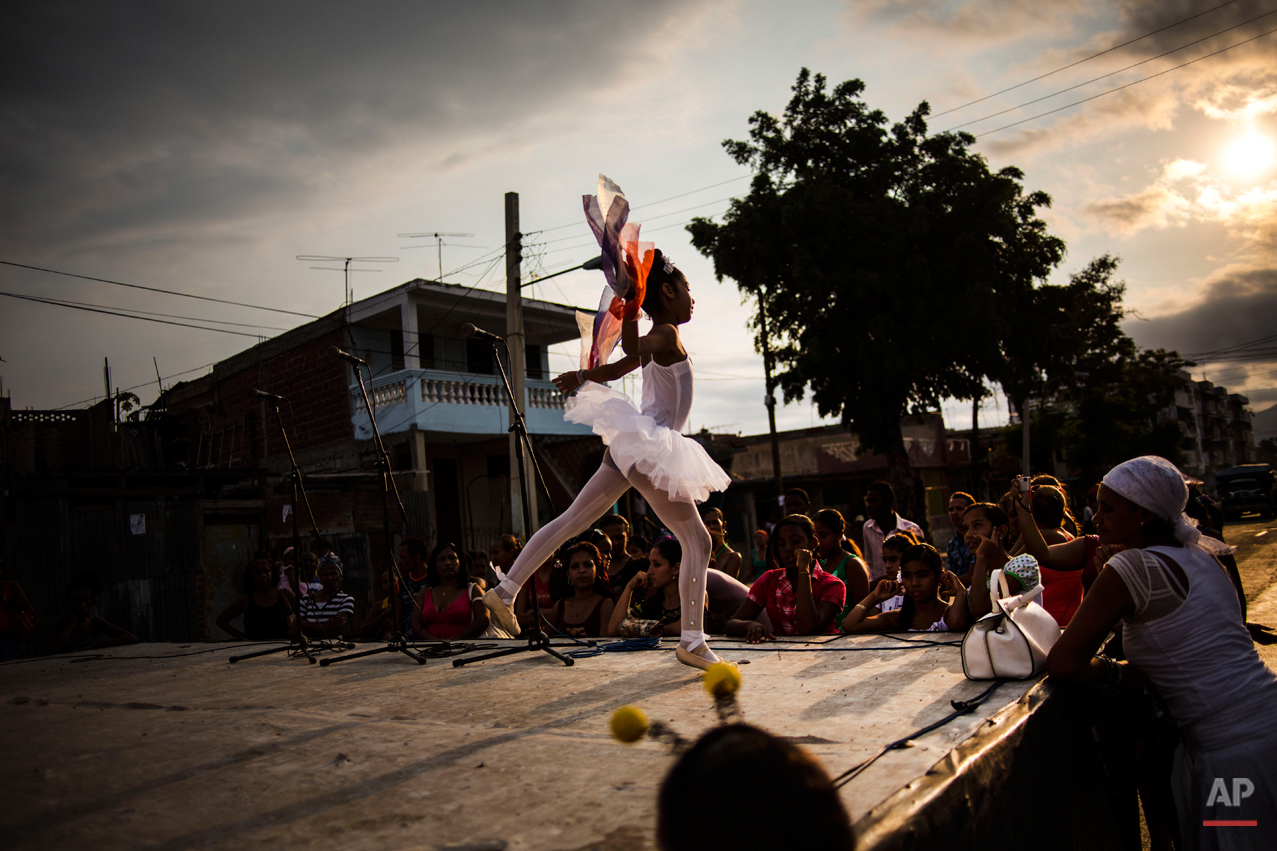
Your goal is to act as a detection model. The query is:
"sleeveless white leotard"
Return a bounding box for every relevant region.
[565,357,730,504]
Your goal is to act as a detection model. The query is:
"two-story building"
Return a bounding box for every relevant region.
[162,278,599,555]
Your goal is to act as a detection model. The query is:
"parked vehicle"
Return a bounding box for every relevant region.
[1216,464,1276,521]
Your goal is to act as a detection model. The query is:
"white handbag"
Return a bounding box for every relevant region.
[961,568,1061,680]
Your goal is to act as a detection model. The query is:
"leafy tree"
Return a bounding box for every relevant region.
[1259,437,1277,466]
[688,69,1065,509]
[1000,256,1193,482]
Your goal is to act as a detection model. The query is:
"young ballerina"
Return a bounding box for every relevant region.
[842,544,967,633]
[482,244,731,669]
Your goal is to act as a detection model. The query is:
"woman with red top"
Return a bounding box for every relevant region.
[548,541,615,638]
[1020,485,1084,626]
[724,514,846,643]
[411,543,496,641]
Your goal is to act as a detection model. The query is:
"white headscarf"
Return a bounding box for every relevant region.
[1101,456,1233,556]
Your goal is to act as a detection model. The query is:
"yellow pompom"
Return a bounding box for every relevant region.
[703,662,741,697]
[610,704,650,743]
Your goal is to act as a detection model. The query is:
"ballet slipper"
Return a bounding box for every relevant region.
[675,642,727,671]
[482,589,520,636]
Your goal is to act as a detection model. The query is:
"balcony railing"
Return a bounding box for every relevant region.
[350,368,589,438]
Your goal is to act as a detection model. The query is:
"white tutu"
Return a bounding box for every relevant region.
[565,382,731,504]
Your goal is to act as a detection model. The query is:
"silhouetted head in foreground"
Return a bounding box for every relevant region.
[657,724,854,851]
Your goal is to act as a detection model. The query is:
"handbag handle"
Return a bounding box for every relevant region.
[988,568,1011,610]
[988,567,1043,612]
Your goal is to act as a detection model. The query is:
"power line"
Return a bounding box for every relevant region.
[975,24,1277,138]
[0,291,273,339]
[946,7,1277,132]
[932,0,1246,118]
[0,260,321,318]
[525,174,753,235]
[5,292,292,332]
[1187,331,1277,358]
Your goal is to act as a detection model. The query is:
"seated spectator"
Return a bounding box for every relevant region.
[411,543,499,641]
[1024,485,1084,626]
[725,514,846,642]
[49,571,138,654]
[468,550,495,591]
[398,537,432,635]
[783,488,811,517]
[862,481,924,582]
[216,558,297,640]
[514,555,557,633]
[598,514,644,593]
[627,534,652,562]
[870,533,923,614]
[842,544,968,633]
[358,570,396,641]
[658,723,854,851]
[488,534,519,583]
[963,503,1040,620]
[1032,474,1080,536]
[702,507,743,579]
[548,542,615,638]
[580,528,615,584]
[299,554,355,638]
[946,492,977,578]
[281,550,322,596]
[609,537,683,637]
[812,509,869,629]
[1,558,36,660]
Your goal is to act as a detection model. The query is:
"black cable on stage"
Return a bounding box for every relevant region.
[832,679,1010,788]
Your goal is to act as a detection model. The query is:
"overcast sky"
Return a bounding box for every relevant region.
[3,0,1276,440]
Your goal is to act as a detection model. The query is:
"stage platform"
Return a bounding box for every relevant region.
[0,635,1137,850]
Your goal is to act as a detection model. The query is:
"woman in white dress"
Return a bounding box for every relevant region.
[1044,456,1277,850]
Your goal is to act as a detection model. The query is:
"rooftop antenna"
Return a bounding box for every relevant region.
[396,232,480,282]
[295,255,399,307]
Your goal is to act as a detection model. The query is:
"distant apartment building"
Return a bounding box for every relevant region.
[1165,370,1257,483]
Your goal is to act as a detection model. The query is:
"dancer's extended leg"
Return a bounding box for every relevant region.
[627,471,721,670]
[484,461,630,633]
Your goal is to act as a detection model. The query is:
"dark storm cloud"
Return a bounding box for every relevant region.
[0,0,694,254]
[1125,266,1277,357]
[1116,0,1277,57]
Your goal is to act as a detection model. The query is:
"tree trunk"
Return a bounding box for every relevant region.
[884,438,924,536]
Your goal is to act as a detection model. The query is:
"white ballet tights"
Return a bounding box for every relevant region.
[494,456,712,652]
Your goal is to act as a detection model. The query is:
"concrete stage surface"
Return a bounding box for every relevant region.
[1,636,1071,851]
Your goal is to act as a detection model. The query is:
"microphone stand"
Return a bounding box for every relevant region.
[231,399,353,663]
[319,355,430,667]
[454,337,573,668]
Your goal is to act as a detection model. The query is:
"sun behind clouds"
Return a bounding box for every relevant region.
[1222,131,1275,179]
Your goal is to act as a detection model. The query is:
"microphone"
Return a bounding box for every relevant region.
[250,388,287,402]
[462,323,504,344]
[328,346,367,366]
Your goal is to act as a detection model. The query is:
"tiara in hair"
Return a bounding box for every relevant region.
[662,254,676,275]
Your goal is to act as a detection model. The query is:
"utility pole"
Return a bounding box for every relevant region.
[505,192,537,537]
[1021,397,1031,476]
[757,294,784,499]
[970,389,981,500]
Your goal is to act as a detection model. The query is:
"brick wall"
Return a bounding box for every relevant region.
[168,328,354,468]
